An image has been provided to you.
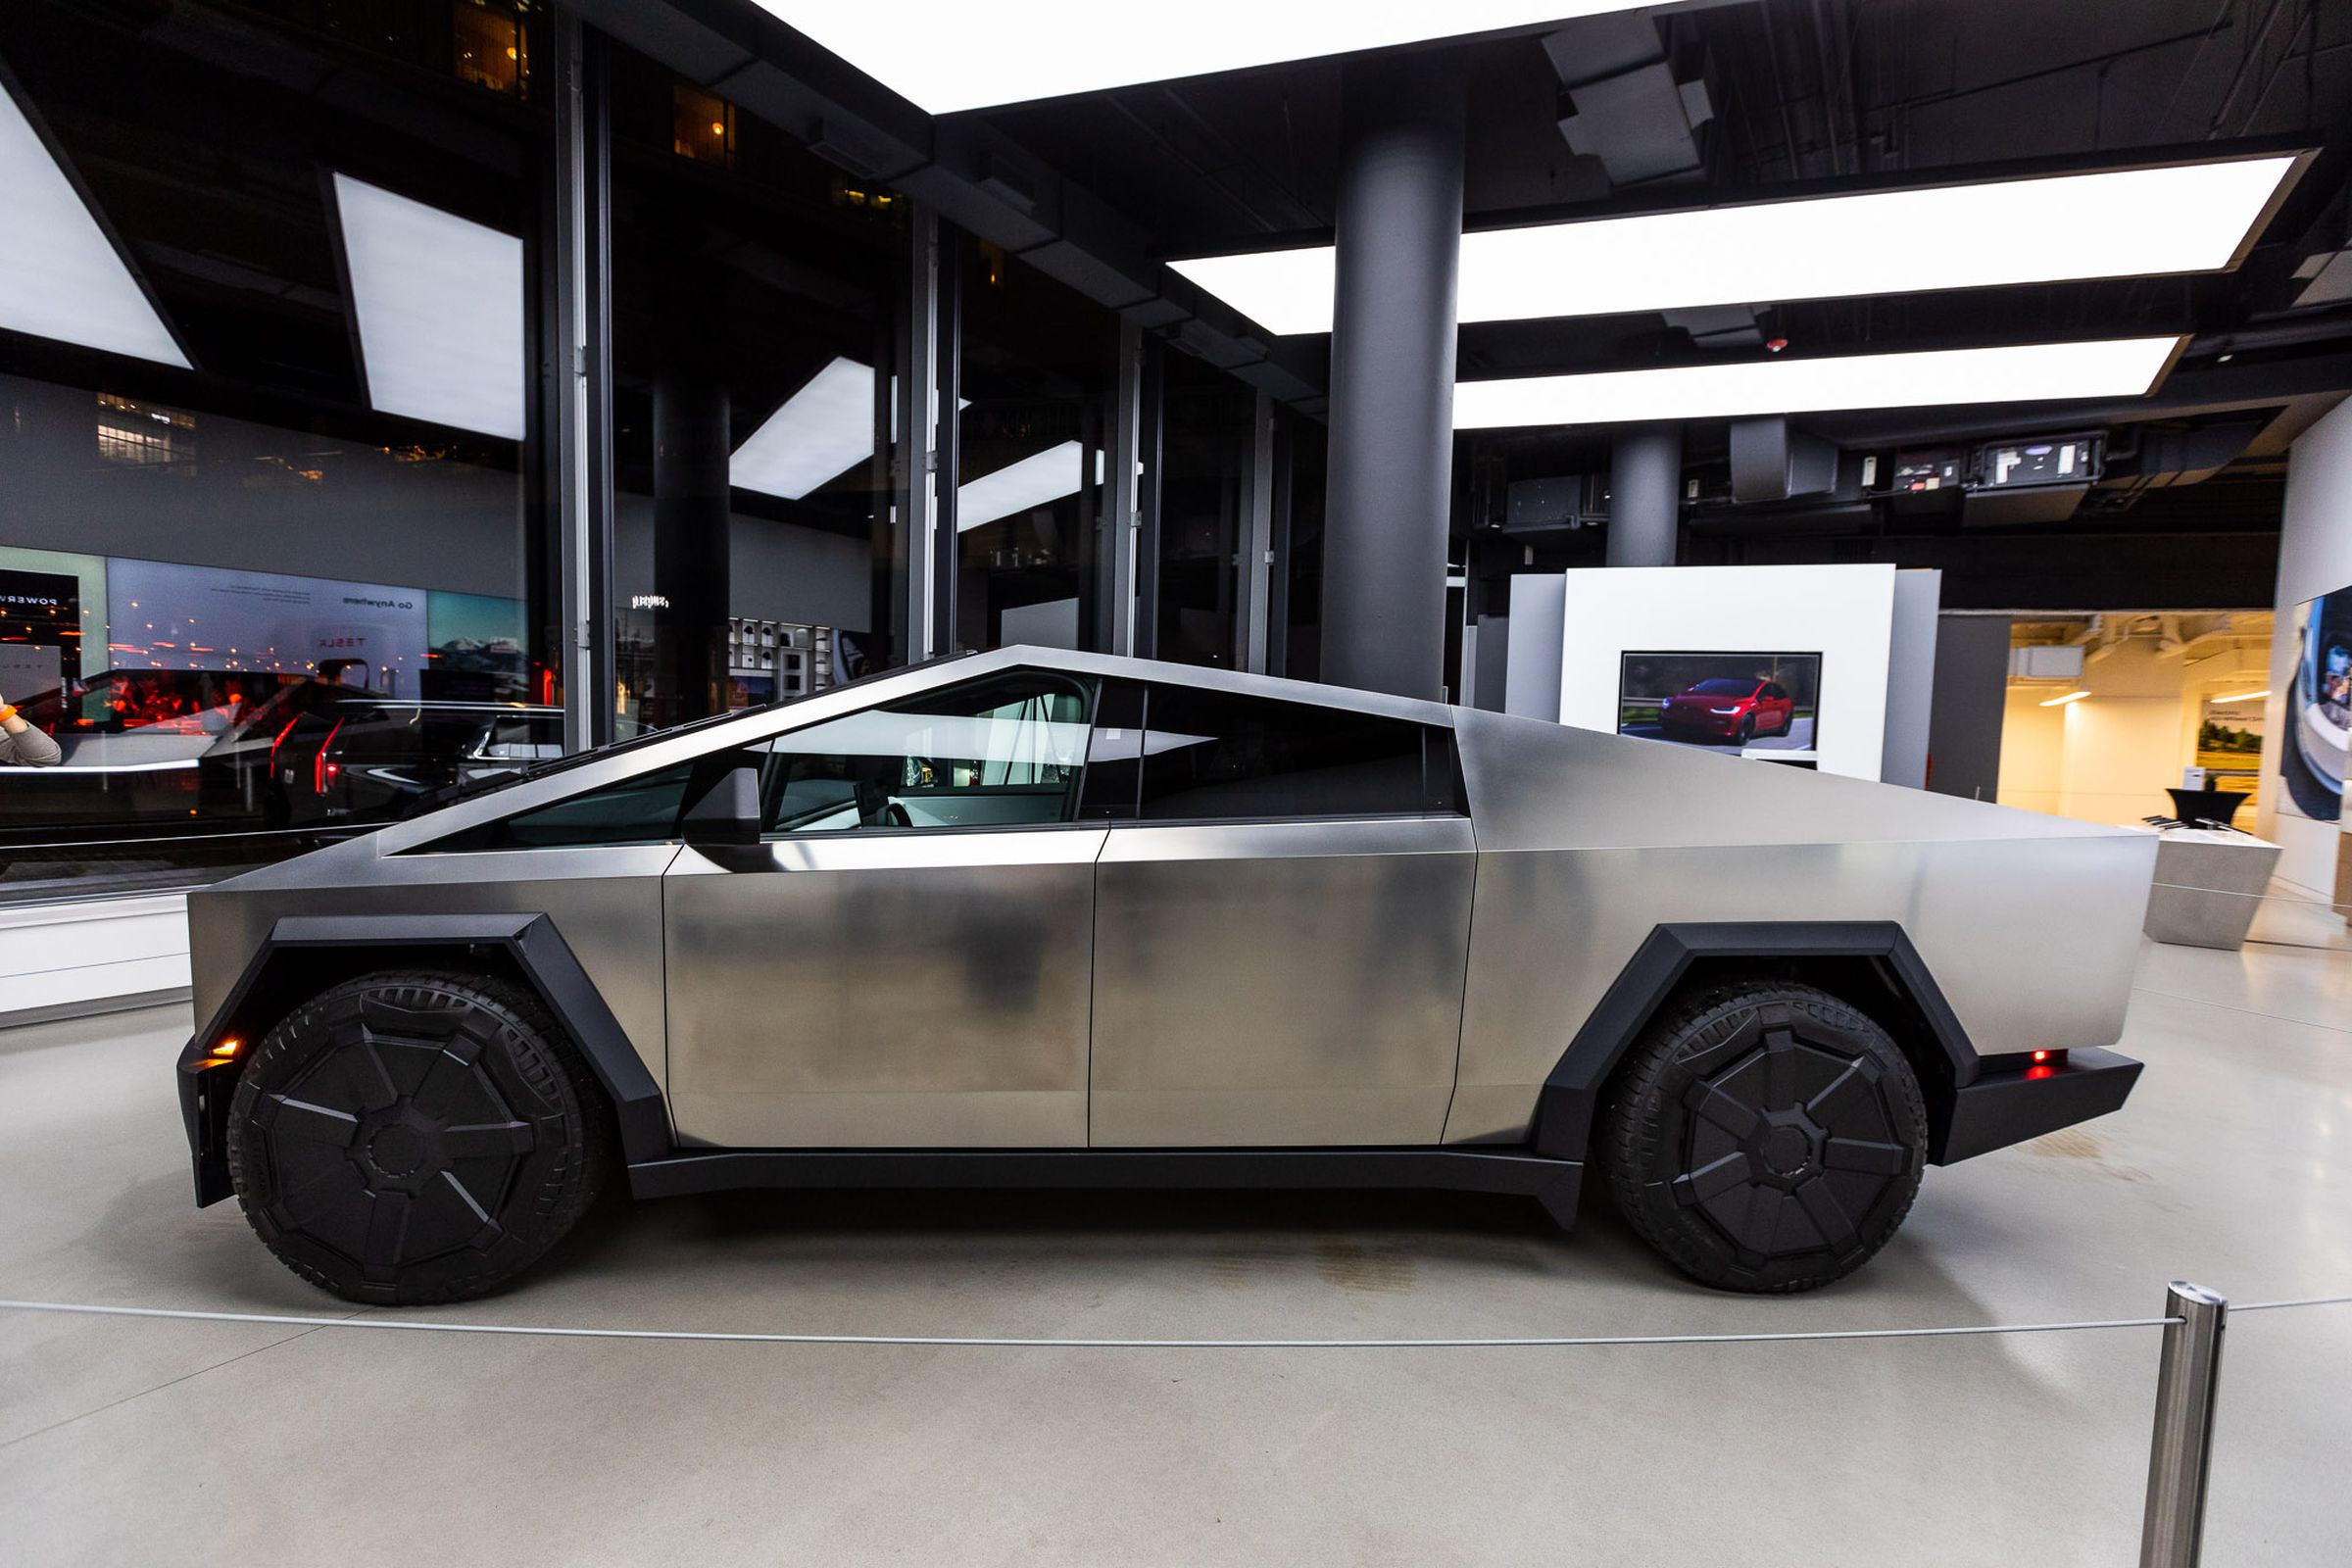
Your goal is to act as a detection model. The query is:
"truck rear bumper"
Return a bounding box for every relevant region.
[1933,1047,2142,1164]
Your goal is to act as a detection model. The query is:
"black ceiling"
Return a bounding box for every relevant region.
[982,0,2352,354]
[907,0,2352,598]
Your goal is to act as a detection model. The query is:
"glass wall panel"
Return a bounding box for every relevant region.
[0,0,550,898]
[955,243,1115,654]
[1153,350,1253,668]
[606,42,907,733]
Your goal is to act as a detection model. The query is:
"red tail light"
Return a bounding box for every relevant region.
[268,716,299,766]
[314,717,344,796]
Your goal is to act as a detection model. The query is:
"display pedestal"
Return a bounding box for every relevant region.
[2125,824,2282,950]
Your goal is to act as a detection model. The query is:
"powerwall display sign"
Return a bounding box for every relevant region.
[2280,585,2352,823]
[106,558,429,694]
[0,566,78,701]
[0,545,106,688]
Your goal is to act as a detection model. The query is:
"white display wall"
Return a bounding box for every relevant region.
[1532,563,1907,783]
[2261,396,2352,895]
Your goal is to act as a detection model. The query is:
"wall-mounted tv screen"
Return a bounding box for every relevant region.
[2281,586,2352,822]
[1618,651,1822,757]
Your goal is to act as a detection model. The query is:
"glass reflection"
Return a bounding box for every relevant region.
[955,244,1114,653]
[608,41,907,730]
[0,0,546,897]
[1153,350,1254,668]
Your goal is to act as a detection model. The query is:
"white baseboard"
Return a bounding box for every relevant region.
[0,893,192,1026]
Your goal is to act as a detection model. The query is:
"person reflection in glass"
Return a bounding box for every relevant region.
[0,699,64,766]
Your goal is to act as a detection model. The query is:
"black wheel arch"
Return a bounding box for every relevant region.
[178,912,671,1205]
[1528,922,1982,1168]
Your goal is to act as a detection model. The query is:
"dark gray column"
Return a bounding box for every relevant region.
[1322,55,1465,701]
[1607,422,1683,567]
[651,374,730,726]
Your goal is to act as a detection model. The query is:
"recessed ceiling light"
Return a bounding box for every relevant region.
[1451,338,2182,429]
[749,1,1655,114]
[732,357,877,501]
[333,173,524,441]
[1174,156,2300,335]
[0,75,189,368]
[2038,689,2091,708]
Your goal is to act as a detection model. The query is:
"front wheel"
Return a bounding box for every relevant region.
[1598,980,1927,1293]
[225,969,612,1304]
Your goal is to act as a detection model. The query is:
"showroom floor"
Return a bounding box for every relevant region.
[3,929,2349,1566]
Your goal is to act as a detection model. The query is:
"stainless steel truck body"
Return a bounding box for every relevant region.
[178,647,2152,1301]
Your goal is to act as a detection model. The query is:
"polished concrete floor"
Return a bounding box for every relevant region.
[3,931,2349,1566]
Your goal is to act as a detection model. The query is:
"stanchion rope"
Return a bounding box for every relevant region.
[0,1297,2182,1349]
[2230,1293,2352,1313]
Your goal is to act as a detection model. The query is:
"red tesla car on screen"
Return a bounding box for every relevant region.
[1658,677,1794,744]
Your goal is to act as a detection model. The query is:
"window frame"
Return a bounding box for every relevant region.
[394,660,1469,856]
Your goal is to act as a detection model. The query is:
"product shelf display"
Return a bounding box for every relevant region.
[725,618,835,710]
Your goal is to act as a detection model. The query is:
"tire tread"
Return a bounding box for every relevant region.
[1596,979,1926,1294]
[226,967,613,1305]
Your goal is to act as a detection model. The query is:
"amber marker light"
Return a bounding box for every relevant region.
[209,1038,241,1059]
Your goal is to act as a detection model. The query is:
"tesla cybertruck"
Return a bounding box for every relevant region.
[177,648,2154,1302]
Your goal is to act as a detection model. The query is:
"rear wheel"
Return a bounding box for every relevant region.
[225,968,612,1304]
[1598,980,1927,1293]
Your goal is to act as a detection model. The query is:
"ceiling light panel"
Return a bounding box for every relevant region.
[1173,156,2299,335]
[1451,338,2181,429]
[957,440,1097,530]
[732,357,877,501]
[750,1,1653,114]
[0,77,189,368]
[334,173,525,440]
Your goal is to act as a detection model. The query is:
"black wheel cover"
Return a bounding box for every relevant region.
[226,970,608,1304]
[1601,981,1928,1293]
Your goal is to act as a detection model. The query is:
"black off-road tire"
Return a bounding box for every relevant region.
[225,969,613,1304]
[1598,980,1928,1293]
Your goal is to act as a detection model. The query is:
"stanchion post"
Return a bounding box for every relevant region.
[2139,1281,2229,1568]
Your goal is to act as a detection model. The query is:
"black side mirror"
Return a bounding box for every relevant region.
[681,764,762,847]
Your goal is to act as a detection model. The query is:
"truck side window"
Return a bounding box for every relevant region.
[1135,685,1457,821]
